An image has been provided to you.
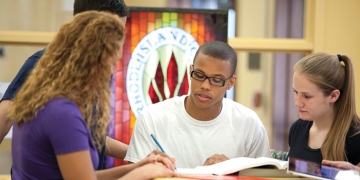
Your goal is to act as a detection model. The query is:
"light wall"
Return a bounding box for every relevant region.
[312,0,360,111]
[233,0,360,148]
[234,0,275,146]
[0,0,169,82]
[0,0,73,82]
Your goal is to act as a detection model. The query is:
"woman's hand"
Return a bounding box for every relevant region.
[122,151,177,180]
[120,163,177,180]
[322,160,360,171]
[135,150,176,170]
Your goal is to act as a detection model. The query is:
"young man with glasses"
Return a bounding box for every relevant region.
[125,41,271,168]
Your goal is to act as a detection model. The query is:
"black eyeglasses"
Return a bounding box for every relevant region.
[190,70,233,87]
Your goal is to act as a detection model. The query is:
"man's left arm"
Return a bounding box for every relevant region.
[105,136,128,160]
[248,117,272,158]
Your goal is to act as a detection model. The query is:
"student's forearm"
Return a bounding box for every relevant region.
[105,136,128,159]
[0,100,13,144]
[95,163,139,180]
[118,168,148,180]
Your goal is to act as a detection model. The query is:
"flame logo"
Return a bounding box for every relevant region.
[144,45,189,104]
[126,27,199,117]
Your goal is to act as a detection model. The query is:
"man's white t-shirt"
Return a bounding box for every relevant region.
[125,95,271,168]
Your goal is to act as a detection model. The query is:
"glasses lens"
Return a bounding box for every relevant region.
[192,71,205,81]
[191,71,226,86]
[209,78,224,86]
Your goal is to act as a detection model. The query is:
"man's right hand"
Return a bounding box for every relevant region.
[203,153,229,166]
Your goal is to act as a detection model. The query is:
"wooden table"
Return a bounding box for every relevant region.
[0,175,287,180]
[1,174,314,180]
[154,177,313,180]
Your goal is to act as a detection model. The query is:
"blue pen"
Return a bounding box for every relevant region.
[150,134,177,170]
[150,134,166,153]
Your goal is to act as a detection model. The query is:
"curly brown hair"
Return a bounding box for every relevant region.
[9,11,125,149]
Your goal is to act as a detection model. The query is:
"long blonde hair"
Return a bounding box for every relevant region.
[9,11,125,149]
[294,52,360,161]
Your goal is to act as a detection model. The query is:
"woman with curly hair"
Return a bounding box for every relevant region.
[10,11,176,180]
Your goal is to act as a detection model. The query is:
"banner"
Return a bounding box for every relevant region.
[109,7,228,167]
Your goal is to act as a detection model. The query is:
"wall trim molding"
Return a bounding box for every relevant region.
[0,31,54,46]
[0,31,313,53]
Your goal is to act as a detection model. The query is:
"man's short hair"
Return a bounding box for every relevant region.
[73,0,129,17]
[194,41,237,75]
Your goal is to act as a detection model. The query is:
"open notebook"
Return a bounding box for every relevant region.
[177,157,288,176]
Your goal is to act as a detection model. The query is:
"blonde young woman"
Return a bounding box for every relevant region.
[289,52,360,171]
[10,11,176,180]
